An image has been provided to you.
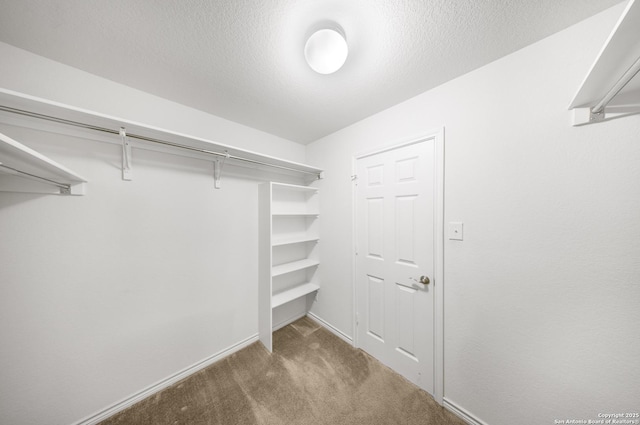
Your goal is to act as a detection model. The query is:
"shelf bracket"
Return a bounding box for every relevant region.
[570,107,604,126]
[571,105,640,126]
[213,150,229,189]
[120,127,132,181]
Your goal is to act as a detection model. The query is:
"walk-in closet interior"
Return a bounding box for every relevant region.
[0,1,638,424]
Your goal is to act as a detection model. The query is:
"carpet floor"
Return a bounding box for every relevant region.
[99,317,466,425]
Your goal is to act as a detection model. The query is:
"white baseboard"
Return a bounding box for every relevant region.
[72,334,259,425]
[307,312,354,345]
[272,311,307,331]
[443,398,488,425]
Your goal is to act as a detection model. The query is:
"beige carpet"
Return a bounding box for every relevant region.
[100,317,466,425]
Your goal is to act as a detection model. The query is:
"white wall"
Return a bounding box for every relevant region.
[307,4,640,425]
[0,44,307,425]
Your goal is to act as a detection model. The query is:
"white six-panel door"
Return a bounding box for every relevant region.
[356,139,435,394]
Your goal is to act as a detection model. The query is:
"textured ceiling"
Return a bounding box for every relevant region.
[0,0,623,144]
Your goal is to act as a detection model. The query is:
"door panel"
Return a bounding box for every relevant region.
[366,274,385,341]
[356,139,435,394]
[366,164,384,186]
[396,195,418,265]
[366,197,384,258]
[396,283,417,359]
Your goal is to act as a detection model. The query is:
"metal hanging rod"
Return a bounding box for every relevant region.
[0,105,321,178]
[0,163,71,192]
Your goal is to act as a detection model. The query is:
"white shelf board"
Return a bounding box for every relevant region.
[0,88,323,180]
[272,182,319,192]
[272,212,319,217]
[272,283,320,309]
[272,236,319,247]
[272,259,319,277]
[0,131,87,195]
[569,0,640,122]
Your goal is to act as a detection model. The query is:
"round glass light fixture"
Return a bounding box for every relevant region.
[304,28,348,74]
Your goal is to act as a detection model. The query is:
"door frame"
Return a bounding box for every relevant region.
[351,128,445,403]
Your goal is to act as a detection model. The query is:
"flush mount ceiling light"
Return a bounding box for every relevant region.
[304,27,348,74]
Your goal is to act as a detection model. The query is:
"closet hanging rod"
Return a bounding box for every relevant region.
[0,105,321,178]
[0,163,71,191]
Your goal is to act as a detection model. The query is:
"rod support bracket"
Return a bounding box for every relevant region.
[213,151,230,189]
[570,107,605,126]
[120,127,132,181]
[589,109,605,123]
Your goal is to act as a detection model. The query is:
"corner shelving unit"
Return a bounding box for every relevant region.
[0,131,86,195]
[259,182,319,352]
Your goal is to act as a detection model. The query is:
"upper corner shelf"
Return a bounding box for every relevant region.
[272,182,319,192]
[0,88,323,181]
[0,131,87,195]
[271,181,319,216]
[569,0,640,125]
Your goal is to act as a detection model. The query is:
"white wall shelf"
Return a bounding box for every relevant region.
[269,182,319,192]
[272,259,320,277]
[272,236,320,247]
[0,131,87,195]
[259,182,320,352]
[0,88,323,182]
[272,213,319,217]
[272,283,321,309]
[569,0,640,125]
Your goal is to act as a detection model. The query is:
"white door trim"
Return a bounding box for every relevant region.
[351,128,445,404]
